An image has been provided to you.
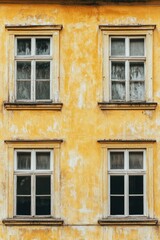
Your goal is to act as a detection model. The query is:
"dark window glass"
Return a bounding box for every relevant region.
[110,152,124,169]
[36,81,50,100]
[16,196,31,215]
[36,39,50,55]
[110,196,124,215]
[36,176,51,195]
[129,176,143,194]
[17,81,31,100]
[17,176,31,195]
[129,196,143,215]
[110,176,124,194]
[129,152,143,169]
[17,39,31,56]
[36,62,50,80]
[36,196,51,215]
[17,62,31,80]
[17,152,31,170]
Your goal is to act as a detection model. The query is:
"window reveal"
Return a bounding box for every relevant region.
[108,150,146,216]
[110,37,145,101]
[15,37,52,101]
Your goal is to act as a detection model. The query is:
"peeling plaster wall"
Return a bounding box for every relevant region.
[0,3,160,239]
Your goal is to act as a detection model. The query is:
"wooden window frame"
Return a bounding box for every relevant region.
[98,25,157,110]
[3,139,63,226]
[108,149,146,216]
[14,149,53,217]
[97,140,157,226]
[15,36,52,102]
[110,36,146,102]
[4,25,63,111]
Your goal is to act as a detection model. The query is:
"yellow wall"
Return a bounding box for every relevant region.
[0,2,160,239]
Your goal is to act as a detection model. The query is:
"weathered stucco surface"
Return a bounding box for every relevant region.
[0,2,160,239]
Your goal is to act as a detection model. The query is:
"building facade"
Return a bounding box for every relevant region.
[0,0,160,239]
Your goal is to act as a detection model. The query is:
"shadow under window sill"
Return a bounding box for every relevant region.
[4,102,63,111]
[98,102,157,110]
[98,217,158,226]
[2,218,64,226]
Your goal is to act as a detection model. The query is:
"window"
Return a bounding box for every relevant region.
[108,149,146,216]
[98,140,157,225]
[15,150,52,216]
[110,37,145,101]
[15,37,52,101]
[99,25,156,109]
[3,140,63,226]
[5,25,63,110]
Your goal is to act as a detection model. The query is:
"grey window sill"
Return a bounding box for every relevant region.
[4,102,63,111]
[2,218,64,226]
[98,102,157,110]
[98,217,158,226]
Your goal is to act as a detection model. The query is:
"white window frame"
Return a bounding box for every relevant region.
[109,36,146,102]
[100,25,155,103]
[14,149,53,217]
[99,140,155,219]
[15,36,52,102]
[108,149,146,216]
[5,140,62,219]
[6,25,62,103]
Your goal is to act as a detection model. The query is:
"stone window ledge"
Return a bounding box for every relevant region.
[4,102,63,111]
[2,218,64,226]
[98,102,157,110]
[98,217,158,226]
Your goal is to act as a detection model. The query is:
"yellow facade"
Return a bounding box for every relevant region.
[0,0,160,239]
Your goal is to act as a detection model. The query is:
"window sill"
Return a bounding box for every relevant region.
[2,218,64,226]
[98,217,158,226]
[4,102,63,111]
[98,102,157,110]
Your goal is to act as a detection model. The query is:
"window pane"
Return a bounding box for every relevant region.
[36,176,51,195]
[110,152,124,169]
[110,176,124,194]
[112,82,125,100]
[17,39,31,56]
[36,81,50,100]
[130,82,144,101]
[111,62,125,80]
[129,196,143,215]
[36,62,50,79]
[36,152,50,170]
[17,176,31,195]
[129,176,143,194]
[17,62,31,80]
[130,39,144,56]
[17,196,31,215]
[17,81,31,100]
[110,196,124,215]
[129,152,143,169]
[111,38,125,56]
[36,196,51,215]
[36,39,50,55]
[17,152,31,170]
[130,63,144,80]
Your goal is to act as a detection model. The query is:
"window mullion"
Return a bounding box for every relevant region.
[125,150,129,216]
[126,38,129,101]
[31,174,35,216]
[125,174,129,216]
[32,37,35,102]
